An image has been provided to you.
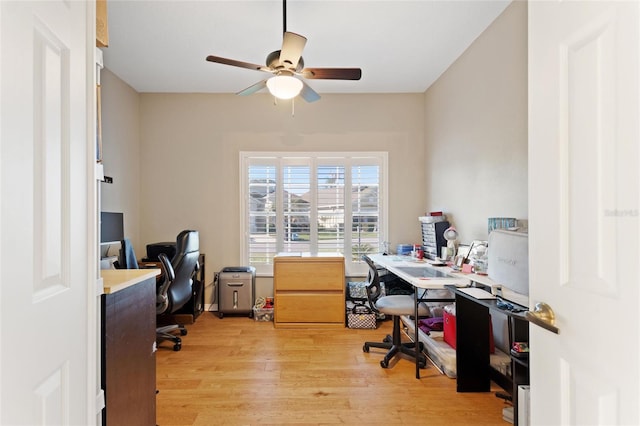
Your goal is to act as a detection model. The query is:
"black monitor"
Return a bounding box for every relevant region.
[100,212,124,244]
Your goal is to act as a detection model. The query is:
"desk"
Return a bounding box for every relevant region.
[101,269,159,426]
[368,254,468,378]
[371,254,530,422]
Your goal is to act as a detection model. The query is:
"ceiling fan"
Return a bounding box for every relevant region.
[205,0,362,103]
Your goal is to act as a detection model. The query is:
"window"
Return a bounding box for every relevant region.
[240,152,388,276]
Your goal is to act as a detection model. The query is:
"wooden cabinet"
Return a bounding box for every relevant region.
[96,0,109,47]
[101,270,158,426]
[274,253,345,328]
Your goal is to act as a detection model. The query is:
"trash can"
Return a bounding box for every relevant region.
[217,266,255,318]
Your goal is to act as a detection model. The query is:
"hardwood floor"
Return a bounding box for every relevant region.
[156,313,509,425]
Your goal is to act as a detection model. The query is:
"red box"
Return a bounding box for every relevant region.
[443,310,495,353]
[443,310,456,349]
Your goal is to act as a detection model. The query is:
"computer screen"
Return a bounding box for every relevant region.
[100,212,124,244]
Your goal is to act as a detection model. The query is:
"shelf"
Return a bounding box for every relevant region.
[451,286,530,425]
[511,350,529,368]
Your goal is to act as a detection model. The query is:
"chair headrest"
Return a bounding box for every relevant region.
[176,230,199,254]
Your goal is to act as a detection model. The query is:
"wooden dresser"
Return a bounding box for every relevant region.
[101,269,158,426]
[274,253,345,328]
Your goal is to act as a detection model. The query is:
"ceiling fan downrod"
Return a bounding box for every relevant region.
[282,0,287,34]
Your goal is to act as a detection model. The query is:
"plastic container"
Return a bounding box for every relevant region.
[396,244,413,255]
[253,307,274,321]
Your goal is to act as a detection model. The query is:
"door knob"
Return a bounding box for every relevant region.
[525,302,559,334]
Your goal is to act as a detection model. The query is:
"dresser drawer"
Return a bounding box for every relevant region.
[274,259,344,291]
[273,253,345,327]
[275,293,345,324]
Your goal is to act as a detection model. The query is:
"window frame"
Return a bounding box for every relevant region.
[240,151,388,277]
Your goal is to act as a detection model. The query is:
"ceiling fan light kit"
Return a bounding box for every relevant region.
[205,0,361,104]
[266,75,303,100]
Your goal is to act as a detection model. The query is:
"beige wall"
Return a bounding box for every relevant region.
[100,68,142,253]
[101,0,528,305]
[101,87,427,302]
[424,0,528,242]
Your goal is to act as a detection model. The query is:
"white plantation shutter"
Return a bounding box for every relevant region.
[246,163,278,269]
[351,165,381,262]
[282,165,310,252]
[240,152,387,275]
[316,165,345,255]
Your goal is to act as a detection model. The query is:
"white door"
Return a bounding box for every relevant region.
[0,1,96,424]
[529,1,638,425]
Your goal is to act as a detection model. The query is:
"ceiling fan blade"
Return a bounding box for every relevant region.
[206,55,270,73]
[236,79,268,96]
[280,32,307,68]
[299,80,321,103]
[301,67,362,80]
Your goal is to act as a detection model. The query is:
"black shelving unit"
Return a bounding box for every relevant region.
[449,285,530,425]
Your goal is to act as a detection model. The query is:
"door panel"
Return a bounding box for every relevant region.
[33,18,70,300]
[0,1,94,424]
[529,1,638,424]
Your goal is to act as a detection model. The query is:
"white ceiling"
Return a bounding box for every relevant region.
[103,0,512,95]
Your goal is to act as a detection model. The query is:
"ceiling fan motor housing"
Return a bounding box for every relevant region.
[267,50,304,72]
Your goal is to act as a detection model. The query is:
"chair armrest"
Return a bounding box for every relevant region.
[156,253,176,314]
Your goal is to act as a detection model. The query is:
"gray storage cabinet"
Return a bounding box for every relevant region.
[217,266,256,318]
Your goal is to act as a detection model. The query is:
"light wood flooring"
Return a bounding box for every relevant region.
[156,312,509,425]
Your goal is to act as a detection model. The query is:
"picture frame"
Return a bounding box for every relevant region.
[456,244,471,259]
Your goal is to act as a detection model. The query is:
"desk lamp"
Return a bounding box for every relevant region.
[443,226,459,260]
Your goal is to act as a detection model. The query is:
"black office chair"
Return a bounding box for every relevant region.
[156,230,200,351]
[362,255,430,368]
